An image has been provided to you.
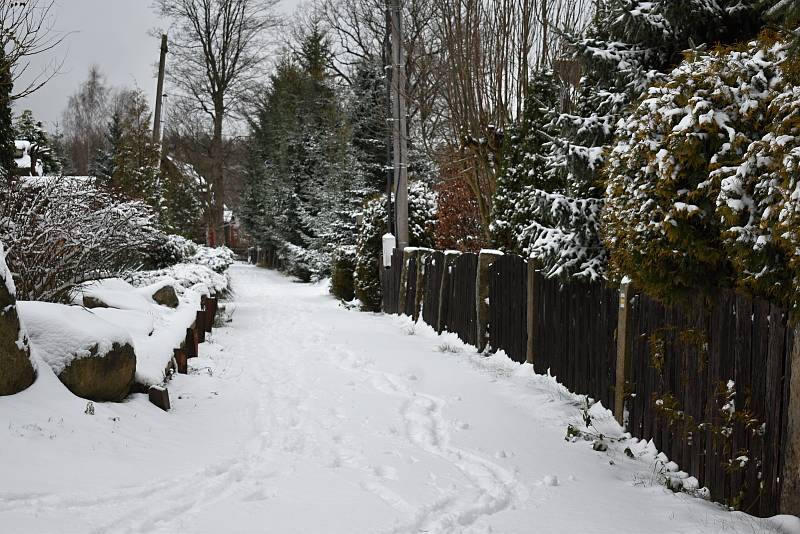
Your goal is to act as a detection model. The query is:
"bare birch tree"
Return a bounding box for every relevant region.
[153,0,279,246]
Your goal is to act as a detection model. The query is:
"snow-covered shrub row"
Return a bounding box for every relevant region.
[144,234,199,269]
[189,244,235,274]
[0,177,164,302]
[143,233,234,274]
[604,36,800,305]
[127,262,230,297]
[354,181,437,312]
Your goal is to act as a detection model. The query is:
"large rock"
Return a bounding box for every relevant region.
[17,301,137,403]
[83,295,109,309]
[151,284,178,308]
[0,243,36,396]
[58,342,136,402]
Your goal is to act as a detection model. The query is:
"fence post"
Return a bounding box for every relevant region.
[476,250,504,353]
[413,249,431,322]
[781,317,800,515]
[185,327,198,359]
[398,248,416,316]
[614,281,633,426]
[437,251,460,333]
[526,260,539,365]
[174,348,188,374]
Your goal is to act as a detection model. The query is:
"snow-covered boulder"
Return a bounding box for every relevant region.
[78,278,152,312]
[150,282,179,308]
[17,302,136,402]
[0,243,36,396]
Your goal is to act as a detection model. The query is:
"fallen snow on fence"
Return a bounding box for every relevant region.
[0,264,797,533]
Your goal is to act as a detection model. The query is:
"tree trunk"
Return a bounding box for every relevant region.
[210,109,226,247]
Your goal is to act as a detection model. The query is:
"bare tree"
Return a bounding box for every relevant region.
[0,0,66,100]
[318,0,445,152]
[153,0,280,246]
[61,66,110,175]
[432,0,591,236]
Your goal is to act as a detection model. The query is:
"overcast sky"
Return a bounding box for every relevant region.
[15,0,301,130]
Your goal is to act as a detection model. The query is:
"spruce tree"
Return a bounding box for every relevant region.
[93,111,124,189]
[0,49,15,180]
[491,71,559,253]
[112,91,161,210]
[510,0,767,280]
[13,110,62,175]
[241,27,365,280]
[349,57,389,195]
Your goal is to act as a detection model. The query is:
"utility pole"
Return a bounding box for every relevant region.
[383,7,394,237]
[388,0,409,250]
[153,34,168,146]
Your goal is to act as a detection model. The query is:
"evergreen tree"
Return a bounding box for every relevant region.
[603,35,800,305]
[508,0,767,280]
[354,180,437,311]
[0,49,15,180]
[241,28,367,280]
[93,110,124,188]
[491,71,560,252]
[348,56,389,194]
[13,110,62,175]
[160,157,206,241]
[111,91,162,210]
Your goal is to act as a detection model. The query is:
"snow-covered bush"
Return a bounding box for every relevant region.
[354,181,437,312]
[0,177,163,302]
[604,36,800,305]
[190,244,235,274]
[127,262,230,296]
[144,234,199,269]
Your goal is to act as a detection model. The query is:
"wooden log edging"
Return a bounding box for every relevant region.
[150,294,220,411]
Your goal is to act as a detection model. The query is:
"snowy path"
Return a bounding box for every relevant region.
[0,264,792,534]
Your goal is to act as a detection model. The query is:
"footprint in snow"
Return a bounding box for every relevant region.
[373,465,399,480]
[542,475,559,487]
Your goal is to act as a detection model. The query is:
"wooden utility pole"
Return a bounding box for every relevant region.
[153,34,168,146]
[388,0,409,250]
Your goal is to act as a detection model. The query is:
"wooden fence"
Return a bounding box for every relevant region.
[380,248,799,518]
[624,290,794,516]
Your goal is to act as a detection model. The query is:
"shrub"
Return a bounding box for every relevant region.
[354,180,437,311]
[0,177,162,302]
[330,245,356,301]
[604,36,800,306]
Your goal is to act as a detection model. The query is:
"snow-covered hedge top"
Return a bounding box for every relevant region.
[17,301,133,375]
[127,263,229,296]
[603,37,800,304]
[190,245,235,274]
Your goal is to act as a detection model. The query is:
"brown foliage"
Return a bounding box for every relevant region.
[434,174,486,253]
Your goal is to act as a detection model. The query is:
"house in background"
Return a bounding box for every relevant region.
[14,140,43,177]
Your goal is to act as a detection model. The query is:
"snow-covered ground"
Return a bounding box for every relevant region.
[1,264,796,534]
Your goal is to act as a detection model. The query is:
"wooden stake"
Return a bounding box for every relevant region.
[526,260,538,365]
[614,281,633,426]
